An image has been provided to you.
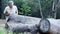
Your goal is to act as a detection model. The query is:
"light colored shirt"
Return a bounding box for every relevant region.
[4,5,18,15]
[4,5,18,21]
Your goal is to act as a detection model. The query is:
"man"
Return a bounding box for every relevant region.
[4,1,18,21]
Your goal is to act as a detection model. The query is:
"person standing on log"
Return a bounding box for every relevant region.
[4,1,18,21]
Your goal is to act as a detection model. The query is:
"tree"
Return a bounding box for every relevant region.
[2,0,60,18]
[38,0,43,18]
[20,2,31,16]
[52,0,60,18]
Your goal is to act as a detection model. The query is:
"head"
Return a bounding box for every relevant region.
[8,1,14,8]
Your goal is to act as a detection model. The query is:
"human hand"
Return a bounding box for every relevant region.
[5,11,10,16]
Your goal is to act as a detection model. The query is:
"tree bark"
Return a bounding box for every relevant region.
[52,0,59,19]
[38,0,43,18]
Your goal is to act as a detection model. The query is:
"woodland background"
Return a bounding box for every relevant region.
[0,0,60,19]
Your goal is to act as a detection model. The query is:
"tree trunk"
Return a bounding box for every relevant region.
[38,0,43,18]
[52,0,59,19]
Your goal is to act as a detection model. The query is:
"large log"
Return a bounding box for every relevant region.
[6,14,50,33]
[6,14,41,34]
[48,19,60,34]
[6,14,60,34]
[8,14,40,24]
[5,15,60,33]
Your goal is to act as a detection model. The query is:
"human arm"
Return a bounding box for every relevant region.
[15,6,18,15]
[4,7,10,16]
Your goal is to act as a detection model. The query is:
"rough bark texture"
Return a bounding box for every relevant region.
[52,0,60,18]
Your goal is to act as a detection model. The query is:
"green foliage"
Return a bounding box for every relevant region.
[26,0,41,17]
[40,0,53,18]
[1,0,60,18]
[19,2,31,16]
[56,7,60,19]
